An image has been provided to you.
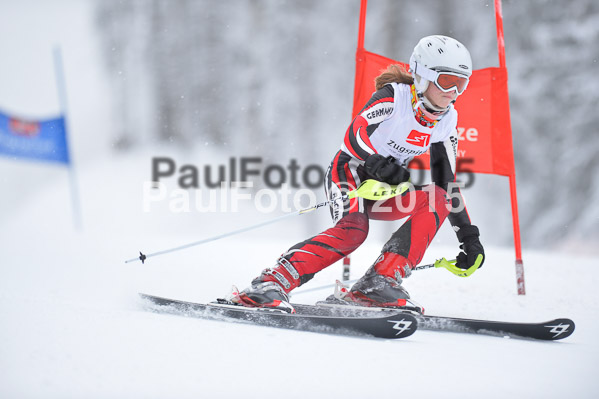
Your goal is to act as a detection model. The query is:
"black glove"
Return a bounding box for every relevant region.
[456,225,485,270]
[363,154,410,185]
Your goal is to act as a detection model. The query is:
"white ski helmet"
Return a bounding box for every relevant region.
[409,35,472,112]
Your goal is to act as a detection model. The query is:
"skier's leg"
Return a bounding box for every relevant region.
[371,184,451,267]
[235,151,369,309]
[345,184,450,309]
[274,211,369,289]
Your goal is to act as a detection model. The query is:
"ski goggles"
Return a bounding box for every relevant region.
[412,62,470,94]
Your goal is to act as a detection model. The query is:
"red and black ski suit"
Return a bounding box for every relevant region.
[264,83,473,293]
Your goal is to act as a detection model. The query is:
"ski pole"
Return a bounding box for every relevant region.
[290,279,359,297]
[291,259,443,297]
[413,262,438,271]
[125,204,324,264]
[125,180,411,264]
[428,257,481,277]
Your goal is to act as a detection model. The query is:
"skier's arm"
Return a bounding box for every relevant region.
[429,132,471,229]
[342,85,395,161]
[430,132,485,271]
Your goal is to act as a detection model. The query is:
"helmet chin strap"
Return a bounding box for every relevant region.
[417,92,450,117]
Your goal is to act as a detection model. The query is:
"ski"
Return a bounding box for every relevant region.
[139,293,418,339]
[310,302,574,341]
[417,314,575,341]
[140,294,574,341]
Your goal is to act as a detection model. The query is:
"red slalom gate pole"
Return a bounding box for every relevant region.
[495,0,526,294]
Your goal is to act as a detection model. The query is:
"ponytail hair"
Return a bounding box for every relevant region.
[374,64,413,91]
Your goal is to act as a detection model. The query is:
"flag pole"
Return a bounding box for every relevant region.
[343,0,369,282]
[53,46,83,231]
[495,0,525,294]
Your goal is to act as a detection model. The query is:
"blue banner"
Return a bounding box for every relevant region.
[0,110,70,165]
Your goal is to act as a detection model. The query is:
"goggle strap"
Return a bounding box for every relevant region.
[413,62,438,83]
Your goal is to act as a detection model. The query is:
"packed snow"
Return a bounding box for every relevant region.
[1,150,598,398]
[1,1,598,398]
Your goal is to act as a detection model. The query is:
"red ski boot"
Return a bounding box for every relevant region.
[328,253,423,313]
[231,257,299,313]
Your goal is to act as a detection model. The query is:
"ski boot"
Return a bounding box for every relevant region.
[326,252,423,314]
[229,257,299,313]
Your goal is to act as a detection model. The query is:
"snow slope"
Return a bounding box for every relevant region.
[1,1,598,397]
[1,151,598,399]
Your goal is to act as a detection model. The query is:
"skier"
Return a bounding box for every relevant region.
[231,35,485,312]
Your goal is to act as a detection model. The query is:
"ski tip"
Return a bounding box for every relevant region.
[544,318,575,340]
[382,313,419,339]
